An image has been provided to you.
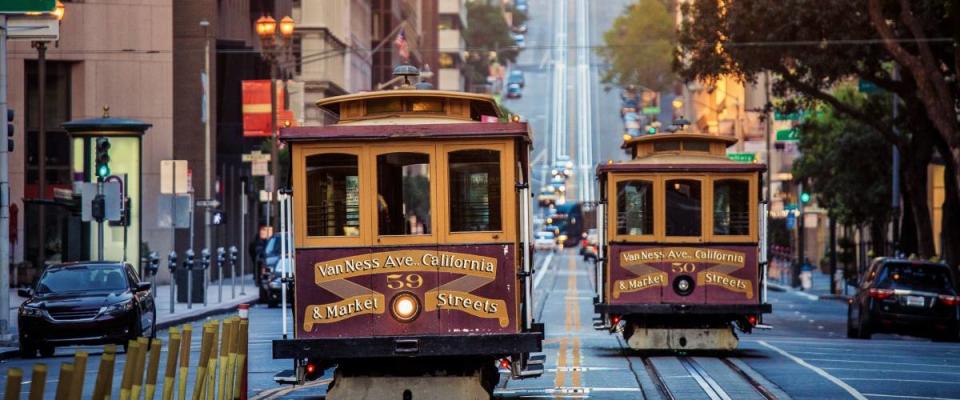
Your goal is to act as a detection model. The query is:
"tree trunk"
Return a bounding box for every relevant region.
[939,151,960,268]
[903,162,936,258]
[899,187,918,256]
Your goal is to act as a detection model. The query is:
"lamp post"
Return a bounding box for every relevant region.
[255,15,295,230]
[34,1,65,271]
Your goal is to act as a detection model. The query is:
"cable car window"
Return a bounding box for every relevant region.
[366,98,403,114]
[714,179,750,235]
[683,141,710,152]
[665,179,701,236]
[377,152,431,235]
[449,150,502,232]
[653,140,681,152]
[616,180,654,236]
[305,153,360,237]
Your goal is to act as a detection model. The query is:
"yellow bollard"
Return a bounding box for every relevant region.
[67,352,88,400]
[145,338,163,400]
[177,324,193,400]
[92,352,116,400]
[205,321,221,400]
[119,340,141,400]
[5,367,22,400]
[192,324,215,400]
[28,364,46,400]
[233,319,248,400]
[53,363,73,400]
[217,318,235,400]
[131,337,150,400]
[104,343,117,355]
[223,318,240,400]
[162,329,181,400]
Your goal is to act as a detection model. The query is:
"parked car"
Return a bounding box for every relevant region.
[534,231,558,252]
[847,258,959,341]
[511,33,526,48]
[511,23,528,34]
[18,261,156,357]
[258,233,295,308]
[506,82,523,99]
[508,70,525,88]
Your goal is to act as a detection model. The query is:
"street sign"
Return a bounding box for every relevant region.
[241,150,271,162]
[251,160,269,176]
[259,190,273,202]
[858,79,879,94]
[160,160,189,194]
[641,106,660,115]
[776,128,799,142]
[727,152,756,163]
[196,199,221,208]
[80,183,97,222]
[786,213,796,230]
[103,181,123,222]
[774,111,802,121]
[0,0,55,13]
[264,175,274,192]
[6,15,59,41]
[157,194,192,228]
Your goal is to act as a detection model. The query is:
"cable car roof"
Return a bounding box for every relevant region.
[599,133,766,174]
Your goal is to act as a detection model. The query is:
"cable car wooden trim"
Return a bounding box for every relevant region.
[314,90,503,122]
[281,122,531,143]
[605,172,759,244]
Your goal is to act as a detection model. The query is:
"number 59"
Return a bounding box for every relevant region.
[387,274,423,289]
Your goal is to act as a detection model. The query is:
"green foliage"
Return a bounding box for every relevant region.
[598,0,675,91]
[793,85,891,228]
[464,2,520,84]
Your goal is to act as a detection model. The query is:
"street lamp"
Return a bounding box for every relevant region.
[34,0,65,270]
[255,14,295,229]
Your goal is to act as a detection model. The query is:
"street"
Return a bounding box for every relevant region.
[4,251,956,399]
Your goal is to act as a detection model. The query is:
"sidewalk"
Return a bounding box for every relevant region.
[766,263,855,301]
[1,274,260,359]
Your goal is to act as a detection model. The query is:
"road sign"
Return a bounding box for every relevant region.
[241,150,271,162]
[161,160,189,194]
[776,128,799,142]
[157,194,192,228]
[6,15,59,41]
[251,160,268,176]
[774,111,802,121]
[196,199,221,208]
[1,0,55,13]
[727,152,756,163]
[103,181,123,221]
[786,213,796,230]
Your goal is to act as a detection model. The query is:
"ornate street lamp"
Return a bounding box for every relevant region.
[255,14,295,228]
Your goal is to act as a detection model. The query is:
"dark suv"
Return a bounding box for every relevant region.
[18,262,157,357]
[848,258,959,340]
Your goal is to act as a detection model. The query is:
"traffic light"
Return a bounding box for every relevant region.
[95,137,111,179]
[800,192,811,204]
[91,194,106,222]
[646,126,657,135]
[7,109,13,152]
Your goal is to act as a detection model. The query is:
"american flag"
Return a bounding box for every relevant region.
[394,28,410,62]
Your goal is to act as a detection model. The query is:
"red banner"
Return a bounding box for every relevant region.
[242,80,295,137]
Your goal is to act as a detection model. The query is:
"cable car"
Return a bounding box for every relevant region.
[272,66,544,399]
[593,132,772,350]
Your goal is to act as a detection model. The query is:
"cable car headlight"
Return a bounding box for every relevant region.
[391,292,421,322]
[673,275,695,296]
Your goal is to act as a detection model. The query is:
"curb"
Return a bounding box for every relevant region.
[156,294,260,330]
[0,348,20,361]
[817,294,852,302]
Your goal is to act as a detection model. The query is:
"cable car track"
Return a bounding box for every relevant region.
[640,355,781,400]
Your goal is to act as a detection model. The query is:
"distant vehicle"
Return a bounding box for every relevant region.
[512,33,526,48]
[515,0,528,12]
[534,231,558,252]
[555,155,574,170]
[258,233,294,307]
[848,258,959,341]
[512,23,528,34]
[506,82,523,98]
[508,70,525,88]
[550,175,566,192]
[18,262,157,357]
[537,189,557,206]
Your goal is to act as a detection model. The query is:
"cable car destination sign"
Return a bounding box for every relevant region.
[302,250,509,330]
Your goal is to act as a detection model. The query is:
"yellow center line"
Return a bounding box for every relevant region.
[569,256,582,388]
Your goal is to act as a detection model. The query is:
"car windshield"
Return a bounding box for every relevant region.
[36,264,128,294]
[536,232,555,239]
[875,262,956,294]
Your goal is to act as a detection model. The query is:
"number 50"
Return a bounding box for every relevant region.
[386,274,423,289]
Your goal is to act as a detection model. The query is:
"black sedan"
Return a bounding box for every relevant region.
[18,261,157,357]
[848,258,959,341]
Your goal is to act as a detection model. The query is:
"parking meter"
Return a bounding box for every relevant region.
[168,251,178,272]
[217,247,226,265]
[184,249,195,270]
[147,251,160,276]
[185,249,196,309]
[201,248,211,270]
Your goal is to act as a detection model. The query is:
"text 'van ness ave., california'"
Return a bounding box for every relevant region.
[621,247,745,267]
[314,250,498,284]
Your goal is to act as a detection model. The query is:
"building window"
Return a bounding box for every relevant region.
[616,180,654,236]
[665,179,701,236]
[305,153,360,237]
[24,61,72,192]
[377,152,431,235]
[714,179,750,235]
[448,149,501,232]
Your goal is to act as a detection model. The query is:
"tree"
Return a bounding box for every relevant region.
[793,86,891,241]
[597,0,676,91]
[676,0,953,260]
[464,2,520,85]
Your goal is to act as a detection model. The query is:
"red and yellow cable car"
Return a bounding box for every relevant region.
[272,68,543,399]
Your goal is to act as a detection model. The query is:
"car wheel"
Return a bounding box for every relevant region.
[846,306,859,338]
[39,345,55,358]
[19,342,37,359]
